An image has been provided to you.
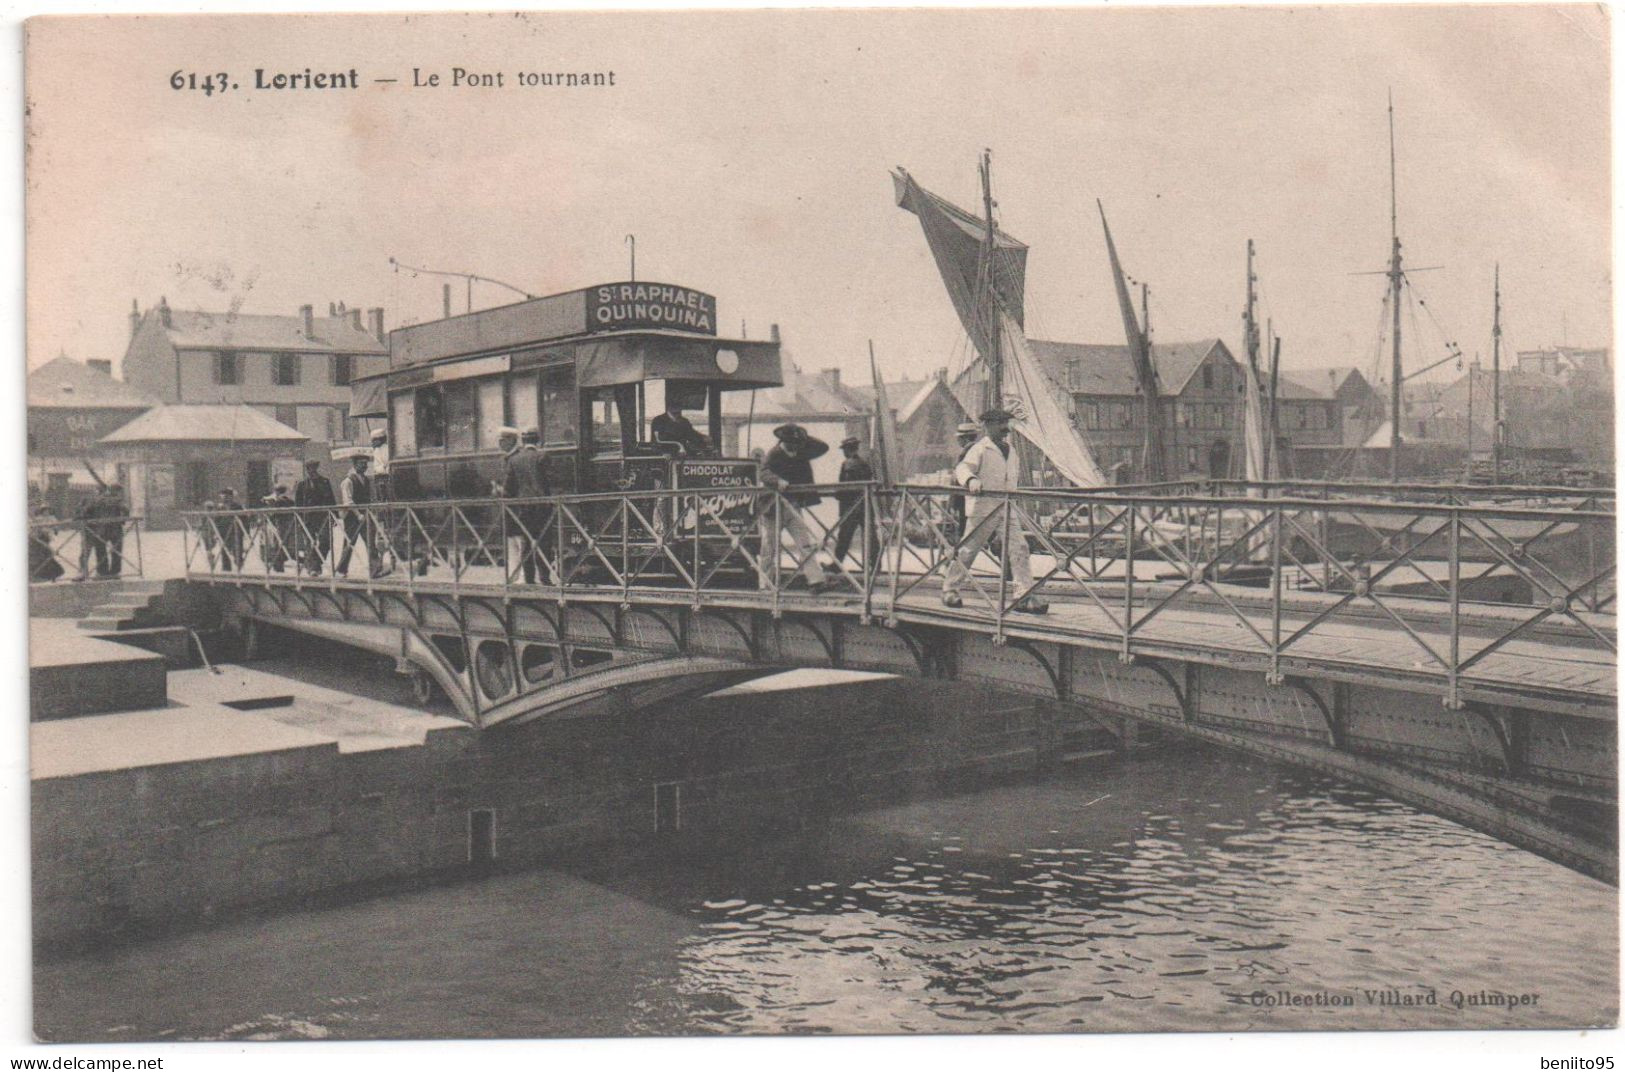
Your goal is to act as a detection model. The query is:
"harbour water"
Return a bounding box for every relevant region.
[34,737,1616,1039]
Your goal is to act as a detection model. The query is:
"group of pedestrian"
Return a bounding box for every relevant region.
[756,407,1045,613]
[202,447,387,578]
[26,487,120,584]
[31,484,131,582]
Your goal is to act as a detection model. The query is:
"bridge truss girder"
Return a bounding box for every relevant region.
[219,583,1617,884]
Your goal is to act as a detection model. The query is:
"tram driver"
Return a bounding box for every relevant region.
[651,397,711,457]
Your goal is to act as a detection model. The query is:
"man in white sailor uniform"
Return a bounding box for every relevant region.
[941,408,1047,614]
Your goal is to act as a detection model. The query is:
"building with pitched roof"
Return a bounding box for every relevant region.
[97,404,311,528]
[1028,337,1342,479]
[27,355,160,515]
[120,297,389,460]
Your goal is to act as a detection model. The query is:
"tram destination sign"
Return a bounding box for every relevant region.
[588,282,717,335]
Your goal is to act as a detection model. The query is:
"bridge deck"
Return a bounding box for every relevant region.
[204,566,1615,714]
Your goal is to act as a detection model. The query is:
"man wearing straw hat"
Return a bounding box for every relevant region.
[941,408,1046,614]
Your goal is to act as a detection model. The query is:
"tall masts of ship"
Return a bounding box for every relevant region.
[1098,202,1166,482]
[978,149,1003,413]
[1492,263,1503,483]
[1386,93,1406,482]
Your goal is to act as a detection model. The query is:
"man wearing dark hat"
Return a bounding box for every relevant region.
[97,482,128,577]
[942,408,1046,613]
[213,487,243,573]
[502,427,553,583]
[760,423,831,590]
[294,458,336,575]
[832,435,880,568]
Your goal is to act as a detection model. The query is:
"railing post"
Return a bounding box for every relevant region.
[451,504,462,587]
[1122,504,1136,661]
[860,483,874,621]
[886,488,906,623]
[1447,508,1462,709]
[770,492,783,616]
[994,496,1012,640]
[621,497,631,603]
[133,518,143,579]
[1268,505,1284,684]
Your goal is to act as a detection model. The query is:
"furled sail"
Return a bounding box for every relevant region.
[869,346,903,486]
[1098,202,1167,482]
[893,167,1104,488]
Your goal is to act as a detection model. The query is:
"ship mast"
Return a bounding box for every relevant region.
[1387,92,1405,483]
[979,149,1002,414]
[1244,239,1263,479]
[1492,263,1502,483]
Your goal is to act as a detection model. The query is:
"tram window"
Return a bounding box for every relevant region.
[416,386,446,450]
[541,366,576,446]
[446,382,477,453]
[392,392,417,455]
[508,373,539,440]
[477,379,506,449]
[590,396,622,456]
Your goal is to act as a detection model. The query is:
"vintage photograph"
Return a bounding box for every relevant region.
[21,4,1616,1044]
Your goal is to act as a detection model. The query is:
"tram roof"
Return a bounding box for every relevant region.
[350,328,783,417]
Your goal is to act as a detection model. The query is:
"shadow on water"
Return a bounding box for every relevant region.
[33,687,1618,1040]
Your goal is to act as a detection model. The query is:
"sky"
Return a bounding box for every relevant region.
[23,5,1612,393]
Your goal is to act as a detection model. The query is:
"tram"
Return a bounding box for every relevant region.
[350,281,784,583]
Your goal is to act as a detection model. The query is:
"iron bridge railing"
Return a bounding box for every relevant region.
[28,515,144,583]
[180,481,1615,708]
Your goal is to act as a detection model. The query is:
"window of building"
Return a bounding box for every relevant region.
[415,385,446,450]
[274,404,298,428]
[477,379,506,449]
[273,352,300,387]
[215,351,240,386]
[1074,401,1096,428]
[391,392,417,455]
[332,354,353,387]
[445,382,477,454]
[1202,365,1214,390]
[1186,446,1199,470]
[541,366,577,446]
[329,406,350,442]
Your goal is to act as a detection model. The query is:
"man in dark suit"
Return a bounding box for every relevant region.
[503,428,553,583]
[760,423,831,590]
[650,400,709,457]
[294,459,336,575]
[833,436,880,568]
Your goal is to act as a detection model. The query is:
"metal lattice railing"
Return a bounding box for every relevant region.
[28,515,144,583]
[180,480,1615,707]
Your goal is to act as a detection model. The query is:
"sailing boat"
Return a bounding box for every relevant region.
[892,160,1105,488]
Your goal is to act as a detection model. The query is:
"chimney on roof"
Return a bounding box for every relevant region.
[300,304,315,338]
[157,296,171,329]
[129,299,140,340]
[350,308,363,331]
[937,366,948,381]
[369,307,385,342]
[86,359,112,377]
[328,302,337,316]
[769,323,781,343]
[818,368,841,390]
